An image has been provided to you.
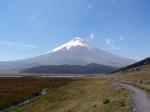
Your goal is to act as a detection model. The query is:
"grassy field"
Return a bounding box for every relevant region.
[0,77,74,110]
[8,76,131,112]
[114,68,150,93]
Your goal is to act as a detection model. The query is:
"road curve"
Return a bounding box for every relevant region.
[121,84,150,112]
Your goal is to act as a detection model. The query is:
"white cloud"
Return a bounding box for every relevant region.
[83,3,93,13]
[88,4,92,9]
[90,33,95,39]
[105,38,122,50]
[120,36,124,41]
[31,15,45,27]
[0,41,38,49]
[105,38,112,45]
[31,15,35,20]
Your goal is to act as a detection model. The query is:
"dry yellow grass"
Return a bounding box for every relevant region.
[10,76,131,112]
[114,68,150,93]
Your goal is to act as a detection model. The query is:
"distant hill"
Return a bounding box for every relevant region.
[21,63,118,74]
[114,57,150,73]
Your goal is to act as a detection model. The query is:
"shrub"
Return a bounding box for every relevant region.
[103,98,110,104]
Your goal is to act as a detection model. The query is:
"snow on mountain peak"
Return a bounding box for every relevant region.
[73,37,83,41]
[51,37,96,52]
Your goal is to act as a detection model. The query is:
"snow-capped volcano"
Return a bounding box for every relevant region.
[0,37,136,71]
[52,37,96,52]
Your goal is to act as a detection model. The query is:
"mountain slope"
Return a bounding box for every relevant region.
[114,57,150,73]
[21,63,118,74]
[0,37,136,71]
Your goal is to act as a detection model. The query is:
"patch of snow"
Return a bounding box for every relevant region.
[51,37,96,52]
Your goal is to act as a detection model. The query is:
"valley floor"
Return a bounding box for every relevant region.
[8,76,131,112]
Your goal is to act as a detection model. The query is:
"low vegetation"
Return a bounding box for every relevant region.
[9,76,131,112]
[115,67,150,94]
[0,77,74,110]
[113,57,150,95]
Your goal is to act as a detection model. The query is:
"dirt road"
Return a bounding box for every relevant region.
[122,84,150,112]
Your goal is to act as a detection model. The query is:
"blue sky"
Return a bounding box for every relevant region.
[0,0,150,61]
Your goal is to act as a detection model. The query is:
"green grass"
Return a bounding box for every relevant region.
[10,77,131,112]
